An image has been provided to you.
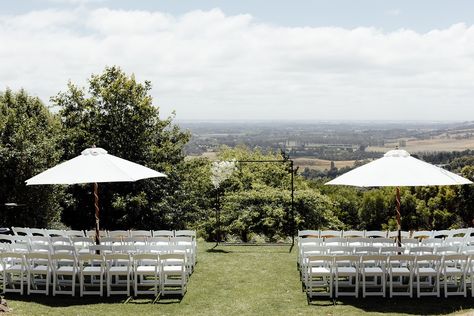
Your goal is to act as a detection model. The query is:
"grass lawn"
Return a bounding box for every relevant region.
[5,242,474,315]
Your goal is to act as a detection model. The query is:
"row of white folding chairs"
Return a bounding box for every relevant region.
[299,244,474,271]
[11,227,196,239]
[0,242,196,274]
[304,254,474,299]
[0,251,187,297]
[298,228,473,239]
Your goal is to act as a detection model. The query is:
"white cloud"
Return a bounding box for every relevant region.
[1,8,474,121]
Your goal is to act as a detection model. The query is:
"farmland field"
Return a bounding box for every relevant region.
[368,137,474,153]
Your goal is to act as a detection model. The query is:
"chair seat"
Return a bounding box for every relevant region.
[83,266,102,274]
[336,267,357,275]
[163,266,185,274]
[443,267,463,275]
[31,265,49,273]
[137,266,156,273]
[57,266,75,274]
[391,267,411,275]
[418,268,437,275]
[309,267,331,275]
[7,264,24,272]
[363,267,384,275]
[109,266,129,274]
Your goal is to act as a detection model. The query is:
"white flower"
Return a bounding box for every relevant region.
[211,159,237,189]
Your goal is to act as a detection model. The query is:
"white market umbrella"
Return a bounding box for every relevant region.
[26,147,166,243]
[326,149,472,244]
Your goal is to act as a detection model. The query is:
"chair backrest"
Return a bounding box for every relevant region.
[412,230,433,239]
[107,230,130,238]
[431,230,449,238]
[462,245,474,255]
[129,230,152,237]
[147,237,170,246]
[365,231,387,238]
[78,253,104,268]
[301,245,328,257]
[113,245,136,254]
[89,245,113,255]
[387,231,410,238]
[388,254,415,266]
[85,230,107,238]
[298,230,319,238]
[444,237,465,246]
[354,246,380,255]
[30,228,48,236]
[327,246,353,255]
[346,237,368,246]
[401,238,419,247]
[361,254,387,267]
[25,252,51,266]
[408,246,434,255]
[152,230,174,237]
[441,254,469,271]
[51,253,77,268]
[10,243,30,253]
[30,244,51,253]
[174,230,196,238]
[46,229,66,237]
[160,253,186,269]
[371,238,395,247]
[306,255,333,268]
[342,230,364,238]
[100,237,122,246]
[51,236,72,246]
[122,237,147,245]
[105,253,131,266]
[63,230,85,237]
[29,236,50,245]
[334,255,360,266]
[12,236,29,244]
[414,254,441,268]
[421,238,443,247]
[380,246,405,255]
[324,237,347,246]
[133,253,159,266]
[319,230,342,238]
[11,227,31,236]
[0,252,26,265]
[435,245,459,255]
[171,236,193,245]
[53,245,76,255]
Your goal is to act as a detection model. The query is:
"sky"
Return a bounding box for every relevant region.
[1,0,474,121]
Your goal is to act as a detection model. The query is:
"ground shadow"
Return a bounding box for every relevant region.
[5,293,183,308]
[308,296,474,315]
[205,248,232,254]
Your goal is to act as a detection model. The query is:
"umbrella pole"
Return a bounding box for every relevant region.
[94,182,100,245]
[396,186,401,247]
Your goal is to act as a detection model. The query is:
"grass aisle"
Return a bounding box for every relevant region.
[5,242,474,315]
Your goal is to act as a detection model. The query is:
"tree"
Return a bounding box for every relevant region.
[51,66,190,230]
[0,89,63,228]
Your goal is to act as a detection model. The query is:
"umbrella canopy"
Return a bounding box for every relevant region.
[26,147,166,185]
[326,149,472,245]
[26,147,166,243]
[326,149,471,187]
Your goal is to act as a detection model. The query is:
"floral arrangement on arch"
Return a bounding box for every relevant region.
[210,159,237,189]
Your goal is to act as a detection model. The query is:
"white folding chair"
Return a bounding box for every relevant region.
[105,253,131,296]
[414,254,441,297]
[421,238,443,248]
[29,236,50,246]
[388,255,415,297]
[26,252,51,295]
[305,255,333,298]
[30,228,48,237]
[46,229,66,237]
[71,237,94,254]
[133,253,160,296]
[160,253,187,296]
[1,252,26,294]
[435,246,459,255]
[78,254,105,296]
[174,230,196,238]
[380,246,405,255]
[327,246,353,255]
[51,253,77,296]
[371,238,395,248]
[441,254,469,297]
[51,236,72,247]
[354,246,380,255]
[409,246,434,255]
[361,254,386,297]
[298,230,319,238]
[86,230,107,238]
[147,237,170,246]
[334,255,359,297]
